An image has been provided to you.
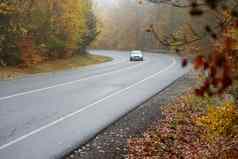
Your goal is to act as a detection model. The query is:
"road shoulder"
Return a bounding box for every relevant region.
[0,54,112,81]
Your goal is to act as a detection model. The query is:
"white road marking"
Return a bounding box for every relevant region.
[0,57,176,151]
[0,60,149,101]
[20,58,128,79]
[63,56,129,73]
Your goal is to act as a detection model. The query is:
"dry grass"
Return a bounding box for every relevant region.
[0,54,112,80]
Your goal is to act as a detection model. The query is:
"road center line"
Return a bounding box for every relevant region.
[0,59,149,101]
[0,57,176,151]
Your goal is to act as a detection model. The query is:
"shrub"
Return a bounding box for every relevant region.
[0,46,21,66]
[47,37,66,50]
[46,36,66,58]
[228,80,238,102]
[196,102,238,141]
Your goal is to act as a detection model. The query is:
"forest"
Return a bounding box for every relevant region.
[0,0,97,67]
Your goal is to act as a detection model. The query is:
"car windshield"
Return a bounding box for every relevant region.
[131,51,142,56]
[131,53,140,56]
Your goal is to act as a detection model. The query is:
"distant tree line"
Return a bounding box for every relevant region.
[92,0,166,50]
[92,0,205,51]
[0,0,97,67]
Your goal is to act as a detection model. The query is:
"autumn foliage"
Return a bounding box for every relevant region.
[142,0,238,96]
[17,36,44,67]
[197,102,238,141]
[128,93,238,159]
[193,19,238,96]
[0,0,97,67]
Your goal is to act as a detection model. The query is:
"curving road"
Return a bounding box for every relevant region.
[0,50,190,159]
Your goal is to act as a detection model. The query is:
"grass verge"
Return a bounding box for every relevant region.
[0,54,112,80]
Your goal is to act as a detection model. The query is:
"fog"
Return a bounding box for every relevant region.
[91,0,191,50]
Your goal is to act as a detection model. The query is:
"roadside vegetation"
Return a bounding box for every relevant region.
[0,54,112,80]
[129,91,238,158]
[0,0,107,79]
[129,0,238,158]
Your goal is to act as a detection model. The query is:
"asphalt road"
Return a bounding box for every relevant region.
[0,50,190,159]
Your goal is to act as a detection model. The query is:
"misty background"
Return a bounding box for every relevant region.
[91,0,214,55]
[91,0,189,50]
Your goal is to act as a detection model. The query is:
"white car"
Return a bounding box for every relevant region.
[130,50,144,61]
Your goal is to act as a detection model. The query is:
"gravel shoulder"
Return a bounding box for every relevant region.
[64,71,196,159]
